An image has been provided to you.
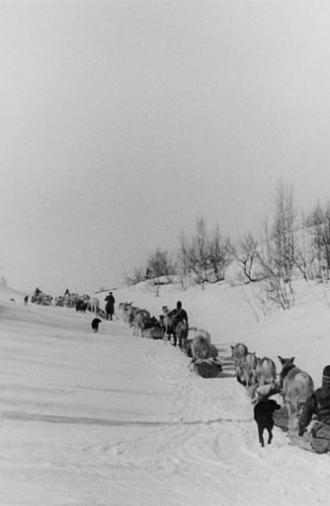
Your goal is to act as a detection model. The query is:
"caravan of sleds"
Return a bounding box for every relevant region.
[30,288,106,317]
[29,290,221,377]
[118,301,223,378]
[29,288,330,454]
[119,304,330,454]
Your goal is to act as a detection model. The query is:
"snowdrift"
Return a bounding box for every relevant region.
[1,278,330,505]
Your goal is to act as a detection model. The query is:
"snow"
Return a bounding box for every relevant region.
[1,279,330,505]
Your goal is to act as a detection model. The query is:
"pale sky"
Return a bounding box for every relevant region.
[1,0,330,294]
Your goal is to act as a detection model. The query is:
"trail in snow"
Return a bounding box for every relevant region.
[0,411,250,428]
[2,283,330,505]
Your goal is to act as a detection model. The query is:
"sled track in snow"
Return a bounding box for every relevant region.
[0,410,251,427]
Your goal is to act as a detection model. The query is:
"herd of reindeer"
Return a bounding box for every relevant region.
[118,302,318,448]
[29,291,319,449]
[231,342,316,445]
[117,301,221,375]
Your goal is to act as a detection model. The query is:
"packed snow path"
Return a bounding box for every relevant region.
[1,300,330,506]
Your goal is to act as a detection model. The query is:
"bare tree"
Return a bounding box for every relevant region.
[293,226,315,281]
[187,217,209,284]
[123,266,146,286]
[208,226,233,282]
[271,180,296,283]
[147,248,174,279]
[304,201,330,281]
[257,182,296,309]
[313,204,327,279]
[177,232,189,290]
[236,233,263,283]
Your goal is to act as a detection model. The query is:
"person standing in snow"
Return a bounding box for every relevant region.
[169,301,189,348]
[298,365,330,453]
[104,291,115,320]
[63,289,70,307]
[172,301,188,330]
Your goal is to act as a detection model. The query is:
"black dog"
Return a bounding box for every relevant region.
[91,318,102,333]
[254,399,281,447]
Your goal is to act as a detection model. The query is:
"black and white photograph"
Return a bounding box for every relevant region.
[1,1,330,504]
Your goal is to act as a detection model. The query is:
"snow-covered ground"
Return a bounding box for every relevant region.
[1,279,330,505]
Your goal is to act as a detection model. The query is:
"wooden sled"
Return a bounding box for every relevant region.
[273,407,330,454]
[142,327,165,339]
[273,405,289,432]
[193,359,222,378]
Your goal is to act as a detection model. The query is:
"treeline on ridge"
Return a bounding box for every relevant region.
[125,181,330,310]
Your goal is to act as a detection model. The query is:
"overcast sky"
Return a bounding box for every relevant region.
[1,0,330,294]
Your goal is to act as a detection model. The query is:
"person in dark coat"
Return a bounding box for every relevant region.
[172,301,188,329]
[104,292,115,321]
[170,301,189,347]
[298,365,330,453]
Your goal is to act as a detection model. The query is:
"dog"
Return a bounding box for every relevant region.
[253,399,281,447]
[91,318,102,333]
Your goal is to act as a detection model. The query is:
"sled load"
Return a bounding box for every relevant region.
[193,358,222,378]
[274,406,330,454]
[142,326,165,339]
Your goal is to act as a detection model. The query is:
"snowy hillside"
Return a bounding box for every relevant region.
[1,279,330,505]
